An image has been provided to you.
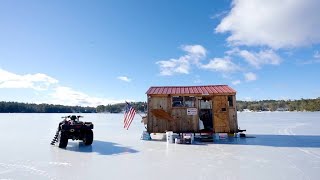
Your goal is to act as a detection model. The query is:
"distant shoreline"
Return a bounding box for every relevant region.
[1,98,319,113]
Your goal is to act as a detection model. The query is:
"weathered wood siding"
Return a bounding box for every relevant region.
[171,107,198,132]
[147,94,238,133]
[228,95,238,133]
[147,96,199,133]
[147,96,169,133]
[213,95,230,133]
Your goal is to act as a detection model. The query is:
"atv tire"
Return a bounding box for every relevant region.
[58,131,68,148]
[83,130,93,145]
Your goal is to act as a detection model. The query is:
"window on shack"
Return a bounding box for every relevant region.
[184,96,196,107]
[228,95,233,107]
[172,96,196,107]
[200,99,212,109]
[172,96,184,107]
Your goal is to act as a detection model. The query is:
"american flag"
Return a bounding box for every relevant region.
[124,102,136,130]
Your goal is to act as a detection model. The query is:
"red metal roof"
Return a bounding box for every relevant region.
[146,85,236,95]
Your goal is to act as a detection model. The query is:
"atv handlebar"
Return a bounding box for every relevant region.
[61,115,84,119]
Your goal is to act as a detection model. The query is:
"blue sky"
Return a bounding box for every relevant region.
[1,0,320,106]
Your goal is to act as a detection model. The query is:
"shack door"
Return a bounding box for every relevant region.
[199,99,213,131]
[213,96,230,133]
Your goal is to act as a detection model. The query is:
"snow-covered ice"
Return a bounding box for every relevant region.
[0,112,320,180]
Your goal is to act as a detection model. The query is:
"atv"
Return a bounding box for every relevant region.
[51,115,94,148]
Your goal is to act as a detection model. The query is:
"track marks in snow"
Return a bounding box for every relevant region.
[49,162,72,167]
[298,148,320,160]
[278,123,320,160]
[214,145,233,158]
[0,169,13,174]
[286,157,311,180]
[277,123,306,135]
[0,161,57,180]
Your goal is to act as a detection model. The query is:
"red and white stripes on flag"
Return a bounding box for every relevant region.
[124,102,136,130]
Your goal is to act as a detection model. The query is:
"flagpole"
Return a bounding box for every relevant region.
[126,101,146,118]
[136,111,144,118]
[124,101,146,130]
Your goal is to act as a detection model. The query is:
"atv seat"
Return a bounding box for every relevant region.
[70,115,77,121]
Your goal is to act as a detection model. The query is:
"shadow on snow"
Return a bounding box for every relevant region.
[64,140,139,155]
[214,134,320,148]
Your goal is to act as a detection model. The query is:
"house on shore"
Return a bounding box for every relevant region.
[145,85,239,134]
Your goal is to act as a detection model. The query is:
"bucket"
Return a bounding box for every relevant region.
[175,137,181,144]
[141,131,151,140]
[214,133,219,140]
[166,131,174,143]
[219,133,228,139]
[183,133,194,144]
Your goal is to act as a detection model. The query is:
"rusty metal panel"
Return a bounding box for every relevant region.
[181,87,185,94]
[210,86,219,93]
[213,86,222,93]
[205,86,213,94]
[176,87,181,94]
[146,85,236,95]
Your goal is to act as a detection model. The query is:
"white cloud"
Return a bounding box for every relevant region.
[211,11,228,20]
[314,51,320,59]
[232,80,241,85]
[49,86,127,107]
[236,49,281,68]
[216,0,320,49]
[117,76,131,82]
[244,72,257,81]
[156,57,190,76]
[0,68,131,106]
[156,45,206,76]
[201,57,240,73]
[0,68,58,90]
[181,44,207,59]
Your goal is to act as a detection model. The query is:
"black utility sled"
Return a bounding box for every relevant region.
[51,115,94,148]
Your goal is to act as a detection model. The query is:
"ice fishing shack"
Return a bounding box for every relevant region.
[145,85,239,134]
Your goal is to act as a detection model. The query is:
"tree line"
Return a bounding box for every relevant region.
[0,101,147,113]
[96,102,147,113]
[0,98,319,113]
[237,98,320,112]
[0,101,96,113]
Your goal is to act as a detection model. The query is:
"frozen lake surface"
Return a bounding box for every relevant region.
[0,112,320,180]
